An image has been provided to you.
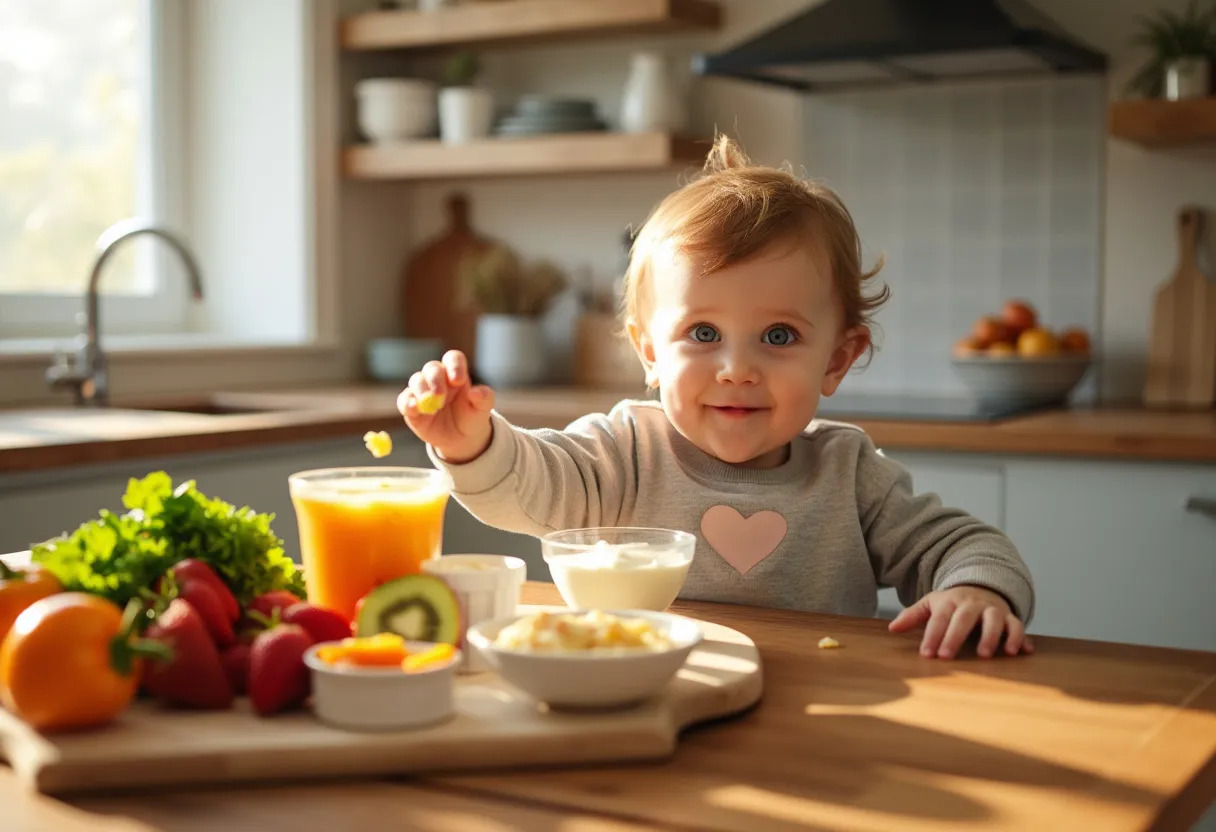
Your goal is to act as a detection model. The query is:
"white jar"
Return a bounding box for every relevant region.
[620,51,678,133]
[474,314,547,387]
[355,78,437,142]
[423,555,526,673]
[439,86,494,144]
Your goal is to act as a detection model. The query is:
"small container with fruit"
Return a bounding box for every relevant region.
[951,300,1094,409]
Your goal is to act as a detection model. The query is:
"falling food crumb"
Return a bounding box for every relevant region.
[363,430,393,458]
[416,391,446,415]
[818,637,841,649]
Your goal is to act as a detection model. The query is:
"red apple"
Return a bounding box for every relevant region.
[1001,300,1038,337]
[971,316,1011,349]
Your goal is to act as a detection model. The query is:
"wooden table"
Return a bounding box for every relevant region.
[6,583,1216,832]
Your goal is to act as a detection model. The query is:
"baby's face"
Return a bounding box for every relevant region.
[631,241,865,468]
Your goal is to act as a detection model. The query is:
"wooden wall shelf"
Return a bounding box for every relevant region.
[343,131,708,180]
[341,0,721,52]
[1109,98,1216,148]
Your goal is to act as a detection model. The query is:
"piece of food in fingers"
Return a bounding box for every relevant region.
[416,391,446,415]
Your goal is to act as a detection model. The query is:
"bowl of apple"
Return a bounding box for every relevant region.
[951,300,1094,409]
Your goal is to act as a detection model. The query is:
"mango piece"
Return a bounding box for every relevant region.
[363,430,393,458]
[402,642,456,673]
[416,391,446,416]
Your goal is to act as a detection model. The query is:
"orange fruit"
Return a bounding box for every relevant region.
[1016,327,1060,357]
[987,341,1017,357]
[953,336,984,357]
[971,316,1011,348]
[1060,328,1091,354]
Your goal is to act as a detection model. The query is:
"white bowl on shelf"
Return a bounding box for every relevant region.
[355,78,437,142]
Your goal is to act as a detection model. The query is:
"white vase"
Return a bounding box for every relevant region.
[439,87,494,144]
[621,52,678,133]
[1165,57,1211,100]
[475,315,547,388]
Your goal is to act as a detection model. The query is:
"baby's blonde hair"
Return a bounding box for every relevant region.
[622,134,889,362]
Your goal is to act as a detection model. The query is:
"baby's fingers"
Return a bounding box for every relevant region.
[919,603,954,658]
[1004,616,1032,655]
[422,360,449,401]
[976,607,1005,658]
[442,350,470,388]
[937,605,982,659]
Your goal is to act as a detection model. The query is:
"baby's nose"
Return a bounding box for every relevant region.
[716,348,760,384]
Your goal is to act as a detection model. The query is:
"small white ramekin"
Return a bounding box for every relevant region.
[303,640,461,731]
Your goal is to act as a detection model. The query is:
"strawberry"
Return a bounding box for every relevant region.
[143,598,233,709]
[176,579,235,646]
[249,624,312,716]
[172,559,239,621]
[220,641,252,695]
[247,590,303,620]
[281,602,351,644]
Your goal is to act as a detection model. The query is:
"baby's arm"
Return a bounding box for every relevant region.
[399,351,634,536]
[856,439,1034,655]
[427,409,636,538]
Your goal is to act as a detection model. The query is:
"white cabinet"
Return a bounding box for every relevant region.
[1004,459,1216,652]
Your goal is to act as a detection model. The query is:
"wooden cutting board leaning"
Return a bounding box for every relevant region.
[402,193,494,369]
[1143,205,1216,408]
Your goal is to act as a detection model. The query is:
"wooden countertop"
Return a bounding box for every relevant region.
[8,581,1216,832]
[1,385,1215,474]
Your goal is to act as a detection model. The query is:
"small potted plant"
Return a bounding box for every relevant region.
[438,51,494,144]
[459,244,566,387]
[1127,0,1216,100]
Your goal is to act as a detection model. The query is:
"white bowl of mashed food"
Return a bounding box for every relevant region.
[467,609,702,708]
[540,527,695,611]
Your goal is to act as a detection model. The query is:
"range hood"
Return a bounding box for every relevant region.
[692,0,1107,93]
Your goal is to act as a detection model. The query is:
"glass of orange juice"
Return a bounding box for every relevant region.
[288,467,451,619]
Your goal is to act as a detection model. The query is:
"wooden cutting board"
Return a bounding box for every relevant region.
[402,193,495,369]
[0,608,762,795]
[1144,205,1216,408]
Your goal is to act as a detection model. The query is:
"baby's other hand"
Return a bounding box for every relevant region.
[888,585,1033,659]
[397,350,495,464]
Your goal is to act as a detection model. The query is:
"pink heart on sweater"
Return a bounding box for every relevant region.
[700,505,787,575]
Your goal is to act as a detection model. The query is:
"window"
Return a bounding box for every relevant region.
[0,0,185,340]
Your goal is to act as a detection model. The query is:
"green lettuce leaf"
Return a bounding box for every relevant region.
[32,472,305,605]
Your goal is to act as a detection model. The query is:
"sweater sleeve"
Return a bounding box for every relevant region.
[854,436,1035,622]
[425,407,636,538]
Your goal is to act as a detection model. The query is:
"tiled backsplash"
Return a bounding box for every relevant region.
[805,76,1106,396]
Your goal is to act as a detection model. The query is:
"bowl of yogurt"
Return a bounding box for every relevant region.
[540,527,695,611]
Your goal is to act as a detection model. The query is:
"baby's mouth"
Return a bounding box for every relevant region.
[708,405,766,418]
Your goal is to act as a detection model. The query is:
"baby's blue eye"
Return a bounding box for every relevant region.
[690,324,720,343]
[763,325,797,346]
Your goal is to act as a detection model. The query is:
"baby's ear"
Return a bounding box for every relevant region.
[626,317,658,387]
[822,326,869,396]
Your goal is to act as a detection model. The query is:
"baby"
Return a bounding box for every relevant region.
[400,135,1035,661]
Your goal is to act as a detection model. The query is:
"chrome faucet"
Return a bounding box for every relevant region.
[46,219,205,406]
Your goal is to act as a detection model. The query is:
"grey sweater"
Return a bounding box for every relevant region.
[428,400,1034,621]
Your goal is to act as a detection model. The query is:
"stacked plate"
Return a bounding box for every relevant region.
[495,95,606,137]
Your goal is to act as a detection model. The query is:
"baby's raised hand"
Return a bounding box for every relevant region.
[888,585,1033,659]
[398,350,495,464]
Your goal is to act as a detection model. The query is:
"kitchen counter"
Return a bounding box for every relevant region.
[8,581,1216,832]
[1,385,1215,473]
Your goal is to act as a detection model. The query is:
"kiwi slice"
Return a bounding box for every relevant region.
[355,574,461,644]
